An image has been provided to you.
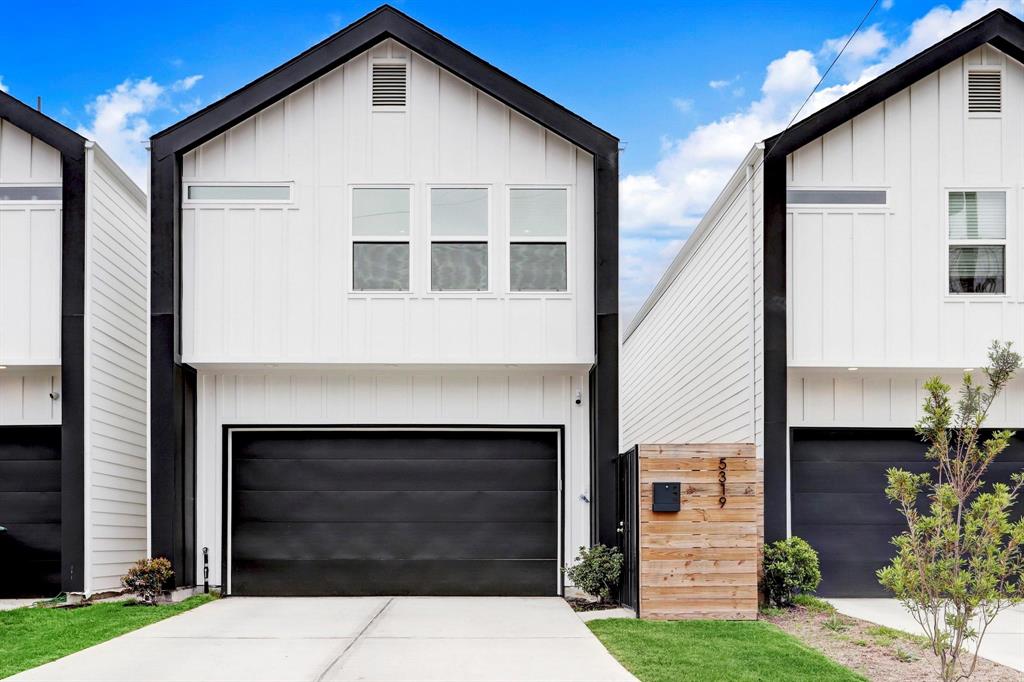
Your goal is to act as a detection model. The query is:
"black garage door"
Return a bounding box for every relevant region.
[230,429,559,596]
[0,426,61,597]
[791,428,1024,596]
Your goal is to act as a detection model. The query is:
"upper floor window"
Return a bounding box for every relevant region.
[352,187,410,291]
[430,188,488,292]
[0,185,61,201]
[186,184,291,202]
[509,188,568,292]
[948,190,1005,295]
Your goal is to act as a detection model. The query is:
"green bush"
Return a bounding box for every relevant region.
[564,544,623,603]
[121,557,174,604]
[762,537,821,607]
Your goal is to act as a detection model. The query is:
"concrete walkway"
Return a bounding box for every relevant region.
[828,598,1024,672]
[10,597,637,682]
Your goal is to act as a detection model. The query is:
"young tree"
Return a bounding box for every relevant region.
[878,341,1024,682]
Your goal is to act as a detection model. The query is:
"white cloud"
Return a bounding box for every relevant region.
[77,75,203,189]
[0,77,7,93]
[619,0,1024,321]
[672,97,694,113]
[882,0,895,9]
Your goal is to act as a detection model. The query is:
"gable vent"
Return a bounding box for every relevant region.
[968,70,1001,113]
[372,62,407,108]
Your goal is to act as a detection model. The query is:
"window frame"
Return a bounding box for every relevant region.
[506,185,572,295]
[182,181,294,205]
[944,187,1011,298]
[349,184,414,294]
[427,184,491,293]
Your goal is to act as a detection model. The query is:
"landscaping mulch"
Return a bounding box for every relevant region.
[564,597,621,612]
[761,600,1019,682]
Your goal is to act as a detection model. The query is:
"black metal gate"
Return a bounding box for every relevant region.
[616,447,639,611]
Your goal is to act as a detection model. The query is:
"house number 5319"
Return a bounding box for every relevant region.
[718,458,727,508]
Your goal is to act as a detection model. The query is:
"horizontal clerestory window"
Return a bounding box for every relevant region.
[0,186,61,201]
[186,185,291,201]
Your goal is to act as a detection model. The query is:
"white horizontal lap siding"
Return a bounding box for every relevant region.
[194,368,590,586]
[83,147,149,593]
[790,369,1024,428]
[0,368,60,425]
[622,151,762,452]
[181,39,593,365]
[0,120,62,365]
[788,46,1023,370]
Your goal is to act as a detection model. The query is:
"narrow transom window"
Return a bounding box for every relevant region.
[352,187,410,291]
[186,185,290,201]
[430,188,488,291]
[372,61,408,108]
[948,191,1006,294]
[0,186,61,201]
[509,188,568,292]
[968,70,1001,114]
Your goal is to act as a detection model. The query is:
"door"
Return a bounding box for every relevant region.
[790,428,1024,596]
[228,428,560,596]
[0,426,61,597]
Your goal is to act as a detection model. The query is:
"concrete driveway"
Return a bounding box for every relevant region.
[10,597,636,682]
[828,599,1024,672]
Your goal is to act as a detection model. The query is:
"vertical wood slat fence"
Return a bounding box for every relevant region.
[637,443,762,620]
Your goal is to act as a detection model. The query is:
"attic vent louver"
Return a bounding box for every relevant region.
[968,70,1001,113]
[372,62,407,108]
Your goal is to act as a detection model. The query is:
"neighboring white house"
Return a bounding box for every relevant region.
[0,91,148,596]
[622,8,1024,596]
[147,6,619,595]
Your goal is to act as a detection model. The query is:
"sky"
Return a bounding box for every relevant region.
[2,0,1022,321]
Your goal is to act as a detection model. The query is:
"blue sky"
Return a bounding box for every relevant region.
[1,0,1019,318]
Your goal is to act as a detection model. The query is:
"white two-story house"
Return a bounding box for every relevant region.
[623,9,1024,596]
[148,6,619,596]
[0,91,148,597]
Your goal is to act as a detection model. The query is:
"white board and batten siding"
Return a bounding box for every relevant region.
[622,147,764,454]
[180,39,595,366]
[788,45,1024,371]
[0,119,62,410]
[194,369,591,585]
[82,145,149,593]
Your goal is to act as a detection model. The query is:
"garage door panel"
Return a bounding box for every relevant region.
[232,559,557,597]
[0,426,61,597]
[234,490,556,524]
[790,462,931,493]
[233,522,557,560]
[230,429,559,596]
[0,492,61,523]
[791,429,1024,597]
[233,431,556,460]
[233,458,557,491]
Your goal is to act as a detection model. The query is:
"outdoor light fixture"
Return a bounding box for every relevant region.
[847,367,858,371]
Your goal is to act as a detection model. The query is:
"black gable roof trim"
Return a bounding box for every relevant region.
[0,90,86,159]
[764,8,1024,159]
[151,4,617,159]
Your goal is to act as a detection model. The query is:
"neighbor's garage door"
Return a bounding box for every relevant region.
[230,429,559,596]
[0,426,61,597]
[791,429,1024,596]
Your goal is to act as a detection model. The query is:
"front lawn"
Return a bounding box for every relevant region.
[588,618,866,682]
[0,595,215,679]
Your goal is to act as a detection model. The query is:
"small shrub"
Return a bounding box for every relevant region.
[121,557,173,604]
[822,614,848,633]
[762,536,821,607]
[563,544,623,604]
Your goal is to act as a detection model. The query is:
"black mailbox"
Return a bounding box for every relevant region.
[652,482,681,512]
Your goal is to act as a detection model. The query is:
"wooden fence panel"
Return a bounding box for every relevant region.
[637,443,762,620]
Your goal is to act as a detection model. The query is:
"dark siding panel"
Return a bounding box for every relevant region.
[791,428,1024,597]
[230,429,559,596]
[0,426,62,597]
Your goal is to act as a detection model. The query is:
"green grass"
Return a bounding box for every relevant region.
[0,595,215,679]
[793,594,837,614]
[588,618,867,682]
[865,624,928,648]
